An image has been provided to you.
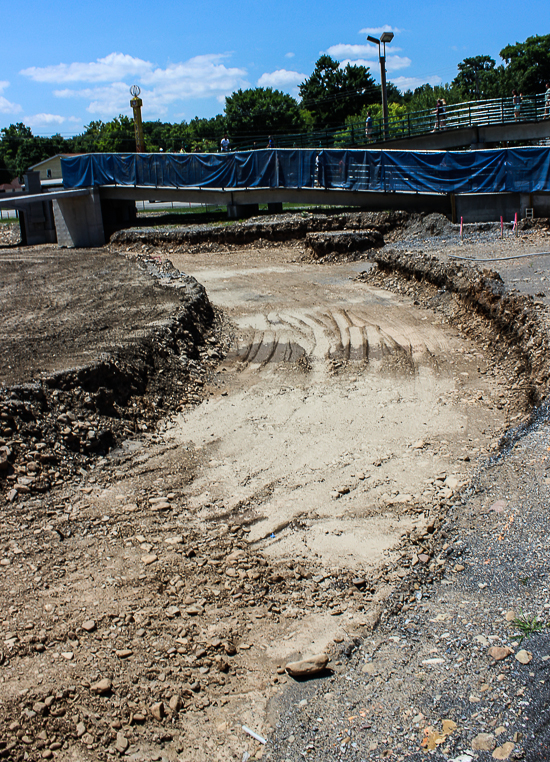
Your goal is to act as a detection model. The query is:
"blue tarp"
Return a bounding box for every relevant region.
[61,147,550,195]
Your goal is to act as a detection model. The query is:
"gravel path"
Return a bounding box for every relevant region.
[264,407,550,762]
[260,227,550,762]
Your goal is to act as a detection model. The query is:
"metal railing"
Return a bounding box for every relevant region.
[363,91,549,144]
[231,91,550,151]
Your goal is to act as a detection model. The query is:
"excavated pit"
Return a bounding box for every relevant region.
[1,211,550,761]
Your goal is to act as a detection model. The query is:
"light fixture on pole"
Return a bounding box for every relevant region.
[367,31,394,140]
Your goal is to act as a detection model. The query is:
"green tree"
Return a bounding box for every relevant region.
[499,34,550,94]
[0,123,34,177]
[224,88,304,144]
[186,114,227,152]
[73,116,135,153]
[95,116,135,153]
[402,83,460,112]
[299,55,379,128]
[452,55,500,99]
[0,153,11,184]
[70,120,104,153]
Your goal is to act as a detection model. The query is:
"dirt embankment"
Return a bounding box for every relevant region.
[111,210,408,251]
[362,248,550,418]
[0,251,219,498]
[115,209,547,252]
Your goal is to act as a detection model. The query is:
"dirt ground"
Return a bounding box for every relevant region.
[1,215,550,762]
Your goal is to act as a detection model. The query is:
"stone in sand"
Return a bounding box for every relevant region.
[285,654,329,677]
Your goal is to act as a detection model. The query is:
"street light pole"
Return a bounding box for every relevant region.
[367,32,394,140]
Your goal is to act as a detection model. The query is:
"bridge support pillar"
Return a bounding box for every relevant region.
[19,172,57,245]
[267,202,283,214]
[53,188,105,248]
[227,203,259,219]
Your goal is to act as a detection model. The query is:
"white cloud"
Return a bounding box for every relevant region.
[26,52,249,119]
[20,53,153,84]
[55,82,144,117]
[23,113,67,127]
[337,57,378,70]
[0,96,22,114]
[142,55,248,99]
[0,81,22,114]
[337,55,411,74]
[327,43,382,59]
[257,69,305,90]
[390,75,442,92]
[384,55,412,73]
[359,26,403,36]
[285,52,295,59]
[326,37,410,76]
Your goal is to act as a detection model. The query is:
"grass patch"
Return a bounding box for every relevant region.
[511,610,547,645]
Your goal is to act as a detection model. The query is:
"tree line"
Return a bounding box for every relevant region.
[1,34,549,180]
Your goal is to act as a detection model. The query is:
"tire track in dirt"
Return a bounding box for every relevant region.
[224,303,450,379]
[163,252,503,577]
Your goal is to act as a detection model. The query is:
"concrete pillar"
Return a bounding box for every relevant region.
[454,192,518,223]
[19,172,57,245]
[52,189,105,248]
[267,202,283,214]
[227,203,259,219]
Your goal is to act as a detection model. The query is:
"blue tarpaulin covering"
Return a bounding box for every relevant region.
[61,147,550,195]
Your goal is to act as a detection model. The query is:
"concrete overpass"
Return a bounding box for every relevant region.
[2,142,550,247]
[2,182,546,249]
[374,119,550,151]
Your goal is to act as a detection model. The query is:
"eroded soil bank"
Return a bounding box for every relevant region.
[0,213,550,762]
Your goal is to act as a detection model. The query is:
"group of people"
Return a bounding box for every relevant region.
[219,135,275,152]
[510,85,550,120]
[512,90,523,120]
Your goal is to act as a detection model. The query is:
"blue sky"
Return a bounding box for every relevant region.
[1,0,548,136]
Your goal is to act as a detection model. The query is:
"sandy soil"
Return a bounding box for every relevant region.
[165,244,505,574]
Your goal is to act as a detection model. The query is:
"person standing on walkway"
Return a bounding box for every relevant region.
[365,112,373,140]
[220,135,230,152]
[440,99,447,129]
[512,90,522,121]
[433,99,442,131]
[544,83,550,119]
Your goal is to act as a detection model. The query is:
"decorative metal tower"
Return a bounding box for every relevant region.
[130,85,146,153]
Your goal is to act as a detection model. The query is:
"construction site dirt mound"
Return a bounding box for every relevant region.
[113,209,527,261]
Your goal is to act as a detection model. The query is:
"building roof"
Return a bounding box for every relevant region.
[29,154,84,170]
